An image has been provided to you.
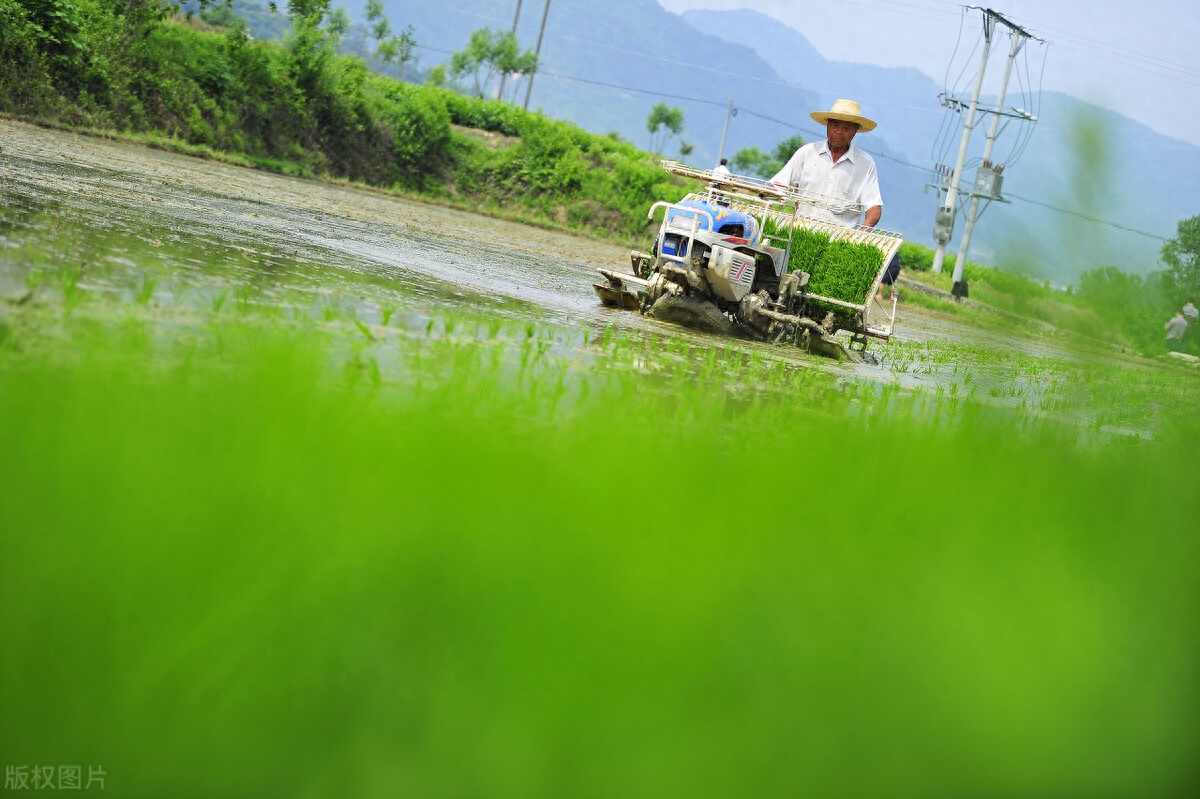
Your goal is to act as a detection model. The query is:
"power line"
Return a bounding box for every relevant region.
[452,61,1168,242]
[408,8,1177,244]
[1004,193,1168,241]
[535,70,1169,242]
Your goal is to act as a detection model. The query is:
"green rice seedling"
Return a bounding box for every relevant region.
[135,274,158,306]
[234,284,254,313]
[762,218,885,303]
[58,266,86,316]
[381,303,398,326]
[24,269,44,292]
[352,319,376,343]
[211,288,230,313]
[807,239,884,303]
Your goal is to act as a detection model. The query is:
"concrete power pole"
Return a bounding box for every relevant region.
[523,0,553,111]
[497,0,524,101]
[717,101,734,163]
[930,11,993,277]
[929,8,1038,298]
[950,24,1027,296]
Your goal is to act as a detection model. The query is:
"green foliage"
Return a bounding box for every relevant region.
[503,115,585,193]
[367,78,450,187]
[646,101,683,154]
[0,9,687,241]
[285,0,338,96]
[1161,214,1200,302]
[729,145,771,178]
[448,26,537,100]
[1078,266,1172,352]
[0,0,55,113]
[731,133,803,178]
[437,88,524,136]
[898,241,933,272]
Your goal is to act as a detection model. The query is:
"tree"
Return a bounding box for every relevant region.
[678,140,694,158]
[729,146,770,178]
[448,27,537,100]
[646,102,683,154]
[352,1,416,77]
[374,26,415,75]
[1161,214,1200,302]
[731,134,804,178]
[285,0,338,96]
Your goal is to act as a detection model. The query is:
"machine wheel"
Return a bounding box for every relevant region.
[649,295,734,337]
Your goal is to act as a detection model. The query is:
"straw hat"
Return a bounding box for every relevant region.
[810,99,877,132]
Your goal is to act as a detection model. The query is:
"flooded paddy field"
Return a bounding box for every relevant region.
[3,120,1195,435]
[3,120,1200,798]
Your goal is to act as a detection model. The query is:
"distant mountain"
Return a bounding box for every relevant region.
[679,8,1200,281]
[383,1,1200,280]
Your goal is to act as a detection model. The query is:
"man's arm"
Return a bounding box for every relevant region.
[864,205,881,227]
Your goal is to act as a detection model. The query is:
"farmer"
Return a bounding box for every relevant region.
[1165,310,1188,351]
[770,98,883,230]
[1181,299,1199,346]
[770,99,895,300]
[712,158,731,178]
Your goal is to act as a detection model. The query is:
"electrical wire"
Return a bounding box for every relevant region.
[535,68,1168,241]
[405,2,1177,243]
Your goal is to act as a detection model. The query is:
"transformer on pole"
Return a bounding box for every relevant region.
[928,7,1041,298]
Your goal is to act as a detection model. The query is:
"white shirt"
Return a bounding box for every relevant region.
[770,140,883,227]
[712,164,731,177]
[1183,303,1199,322]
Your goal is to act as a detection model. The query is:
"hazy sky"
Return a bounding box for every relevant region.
[658,0,1200,148]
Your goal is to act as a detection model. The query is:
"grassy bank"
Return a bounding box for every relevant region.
[0,1,681,242]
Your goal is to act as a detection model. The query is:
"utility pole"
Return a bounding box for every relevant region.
[497,0,524,101]
[950,24,1025,296]
[930,10,992,277]
[929,8,1039,298]
[717,101,735,164]
[523,0,552,111]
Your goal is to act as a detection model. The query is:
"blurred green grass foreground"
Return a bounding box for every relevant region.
[2,310,1199,798]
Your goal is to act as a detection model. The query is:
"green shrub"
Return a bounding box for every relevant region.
[898,241,932,272]
[0,0,55,113]
[368,79,451,188]
[436,87,524,136]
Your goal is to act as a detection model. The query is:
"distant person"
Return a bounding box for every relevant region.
[770,98,882,229]
[877,252,900,302]
[711,158,731,178]
[1165,310,1188,351]
[1181,299,1199,347]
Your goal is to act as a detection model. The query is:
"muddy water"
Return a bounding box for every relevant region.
[0,119,882,371]
[0,119,629,329]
